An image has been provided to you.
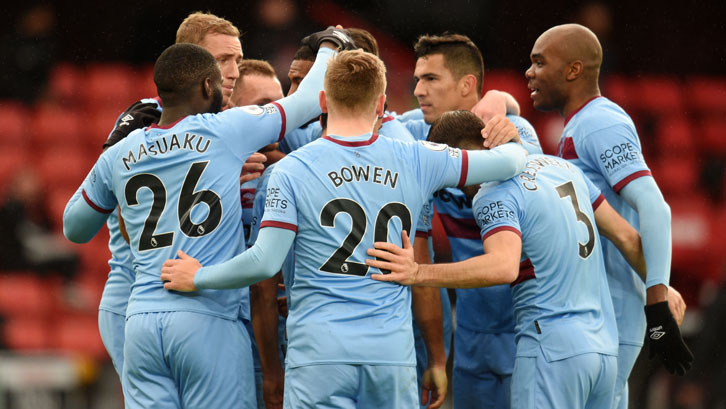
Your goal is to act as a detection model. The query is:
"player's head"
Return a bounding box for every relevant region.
[428,110,486,197]
[413,33,484,124]
[177,12,242,107]
[322,50,386,121]
[526,24,602,115]
[154,43,223,115]
[347,28,379,56]
[287,45,316,96]
[231,59,284,107]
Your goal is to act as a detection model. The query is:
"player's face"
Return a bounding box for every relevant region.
[231,74,284,107]
[525,35,568,113]
[200,33,243,107]
[287,59,313,96]
[414,54,464,124]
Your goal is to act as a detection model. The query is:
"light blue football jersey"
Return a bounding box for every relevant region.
[556,96,649,346]
[473,154,618,360]
[260,132,467,368]
[81,103,288,320]
[99,97,162,316]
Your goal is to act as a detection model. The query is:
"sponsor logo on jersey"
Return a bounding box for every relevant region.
[598,142,644,175]
[264,186,288,212]
[264,105,278,115]
[475,200,516,226]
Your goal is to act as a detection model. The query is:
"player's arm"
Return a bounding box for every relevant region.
[63,187,114,243]
[161,226,294,291]
[592,198,646,279]
[463,143,527,187]
[619,176,693,375]
[619,176,672,300]
[411,232,447,408]
[250,274,284,408]
[367,230,521,288]
[103,99,161,150]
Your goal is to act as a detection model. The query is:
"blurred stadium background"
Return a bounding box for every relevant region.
[0,1,723,408]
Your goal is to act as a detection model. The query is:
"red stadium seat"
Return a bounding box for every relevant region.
[0,101,31,149]
[48,63,83,105]
[3,317,51,350]
[0,147,29,197]
[0,274,54,317]
[650,155,700,199]
[601,75,632,111]
[684,76,726,115]
[84,108,122,148]
[82,64,135,113]
[669,197,722,284]
[654,116,695,156]
[29,105,84,149]
[631,76,684,116]
[698,116,726,156]
[36,149,93,193]
[132,64,158,101]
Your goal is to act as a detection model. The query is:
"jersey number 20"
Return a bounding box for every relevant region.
[319,198,412,276]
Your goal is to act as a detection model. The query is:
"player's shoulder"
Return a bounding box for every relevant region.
[379,114,415,142]
[571,97,635,132]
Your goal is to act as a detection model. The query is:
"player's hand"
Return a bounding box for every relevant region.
[367,230,419,285]
[644,301,694,375]
[301,26,356,52]
[421,365,448,409]
[240,152,267,184]
[262,372,284,409]
[103,101,162,150]
[481,114,520,149]
[161,250,201,292]
[471,90,507,123]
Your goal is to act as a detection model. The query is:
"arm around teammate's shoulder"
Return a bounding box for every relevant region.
[464,142,527,186]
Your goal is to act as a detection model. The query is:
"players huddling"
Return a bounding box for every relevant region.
[63,12,692,409]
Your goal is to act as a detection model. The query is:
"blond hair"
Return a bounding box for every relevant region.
[324,50,386,113]
[238,59,277,78]
[176,12,240,45]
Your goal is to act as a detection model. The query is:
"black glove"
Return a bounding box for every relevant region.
[103,100,162,150]
[301,26,356,52]
[644,301,694,375]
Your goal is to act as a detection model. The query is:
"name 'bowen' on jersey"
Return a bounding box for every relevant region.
[327,164,399,189]
[122,133,211,170]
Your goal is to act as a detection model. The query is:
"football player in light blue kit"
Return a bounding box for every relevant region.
[94,12,248,383]
[63,35,343,408]
[369,109,656,409]
[160,50,527,409]
[526,24,693,407]
[400,32,538,409]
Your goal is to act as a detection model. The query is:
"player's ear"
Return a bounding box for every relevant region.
[375,94,386,117]
[459,74,477,98]
[566,60,583,81]
[202,77,213,99]
[319,90,328,113]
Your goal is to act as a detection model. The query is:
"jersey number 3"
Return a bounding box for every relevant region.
[556,181,595,259]
[319,198,412,276]
[124,161,222,251]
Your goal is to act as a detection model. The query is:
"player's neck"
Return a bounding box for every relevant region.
[158,106,202,127]
[562,87,601,119]
[326,115,377,137]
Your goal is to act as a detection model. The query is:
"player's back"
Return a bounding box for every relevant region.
[103,108,277,319]
[474,154,617,361]
[267,132,462,368]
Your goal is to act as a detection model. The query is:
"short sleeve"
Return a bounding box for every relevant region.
[79,152,117,213]
[259,165,298,232]
[576,124,651,193]
[472,183,522,242]
[414,141,466,196]
[403,119,431,141]
[213,103,286,161]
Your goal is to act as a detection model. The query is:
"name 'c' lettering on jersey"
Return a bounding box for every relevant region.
[327,165,399,189]
[122,133,211,170]
[519,156,572,191]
